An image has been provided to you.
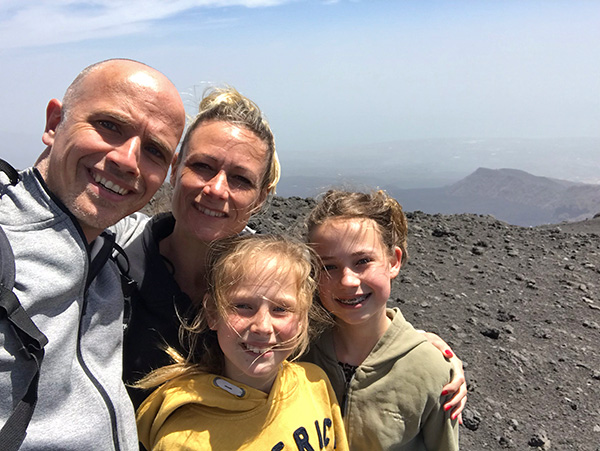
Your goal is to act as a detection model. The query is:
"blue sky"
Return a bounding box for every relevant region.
[1,0,599,182]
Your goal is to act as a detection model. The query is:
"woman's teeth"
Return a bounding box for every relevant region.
[197,205,226,217]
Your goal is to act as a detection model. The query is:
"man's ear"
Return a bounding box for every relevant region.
[389,246,403,279]
[42,99,63,147]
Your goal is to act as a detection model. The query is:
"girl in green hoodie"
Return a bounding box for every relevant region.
[304,189,460,450]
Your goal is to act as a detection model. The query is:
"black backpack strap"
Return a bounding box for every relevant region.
[90,233,139,329]
[0,159,20,186]
[111,241,139,330]
[0,226,48,451]
[86,231,117,292]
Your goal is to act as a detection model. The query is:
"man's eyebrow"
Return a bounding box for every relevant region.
[93,111,175,157]
[147,135,175,157]
[92,110,132,125]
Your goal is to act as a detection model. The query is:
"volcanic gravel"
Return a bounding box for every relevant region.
[248,196,600,451]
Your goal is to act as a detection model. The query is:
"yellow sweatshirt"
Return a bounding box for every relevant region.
[137,361,349,450]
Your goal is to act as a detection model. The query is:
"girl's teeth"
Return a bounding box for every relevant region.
[338,295,367,305]
[245,344,271,354]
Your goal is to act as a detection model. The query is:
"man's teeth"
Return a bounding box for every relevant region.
[93,173,128,195]
[244,344,272,354]
[197,205,226,217]
[337,295,368,305]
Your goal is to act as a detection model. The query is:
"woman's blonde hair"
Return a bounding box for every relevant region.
[136,234,330,389]
[176,86,280,195]
[306,189,408,264]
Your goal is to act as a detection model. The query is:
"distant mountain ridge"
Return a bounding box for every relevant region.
[387,167,600,226]
[144,167,600,227]
[447,168,579,203]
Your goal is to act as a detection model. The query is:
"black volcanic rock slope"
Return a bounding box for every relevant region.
[249,196,600,450]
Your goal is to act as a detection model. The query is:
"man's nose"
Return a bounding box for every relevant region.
[108,137,141,175]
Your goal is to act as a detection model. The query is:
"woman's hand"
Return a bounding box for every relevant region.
[421,331,467,423]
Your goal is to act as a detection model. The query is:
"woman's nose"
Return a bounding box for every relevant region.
[203,170,228,198]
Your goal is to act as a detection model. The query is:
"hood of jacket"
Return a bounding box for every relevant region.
[312,307,426,370]
[137,362,301,445]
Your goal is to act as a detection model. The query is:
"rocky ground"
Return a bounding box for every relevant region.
[247,196,600,451]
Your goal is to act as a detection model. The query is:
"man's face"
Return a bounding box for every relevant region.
[39,62,185,242]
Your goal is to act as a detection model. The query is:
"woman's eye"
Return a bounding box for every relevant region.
[323,264,336,271]
[356,258,371,265]
[232,174,254,188]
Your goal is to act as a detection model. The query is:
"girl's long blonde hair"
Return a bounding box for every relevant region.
[136,234,331,390]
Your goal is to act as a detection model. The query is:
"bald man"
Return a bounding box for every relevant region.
[0,59,185,450]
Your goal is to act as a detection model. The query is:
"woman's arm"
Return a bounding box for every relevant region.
[421,332,467,423]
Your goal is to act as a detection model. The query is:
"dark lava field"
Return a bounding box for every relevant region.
[248,196,600,450]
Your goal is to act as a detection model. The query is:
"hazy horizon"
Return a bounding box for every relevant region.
[1,1,598,182]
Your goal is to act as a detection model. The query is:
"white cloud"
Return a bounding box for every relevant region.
[0,0,295,49]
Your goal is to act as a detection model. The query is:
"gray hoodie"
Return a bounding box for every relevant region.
[0,168,137,450]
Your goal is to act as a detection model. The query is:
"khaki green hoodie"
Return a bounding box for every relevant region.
[303,308,459,451]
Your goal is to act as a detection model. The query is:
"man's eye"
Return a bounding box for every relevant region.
[192,162,213,171]
[98,120,118,132]
[145,145,165,161]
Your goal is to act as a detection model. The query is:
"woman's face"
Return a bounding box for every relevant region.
[170,120,269,243]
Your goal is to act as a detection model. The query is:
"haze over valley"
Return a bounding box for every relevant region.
[276,137,600,226]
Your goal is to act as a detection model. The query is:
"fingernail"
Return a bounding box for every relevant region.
[444,349,454,358]
[444,404,452,412]
[441,390,448,396]
[451,413,457,420]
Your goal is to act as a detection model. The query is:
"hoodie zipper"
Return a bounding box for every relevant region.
[78,234,122,451]
[76,311,121,451]
[34,169,123,450]
[337,364,355,435]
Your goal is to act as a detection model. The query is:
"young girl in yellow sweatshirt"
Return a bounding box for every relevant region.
[136,234,348,451]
